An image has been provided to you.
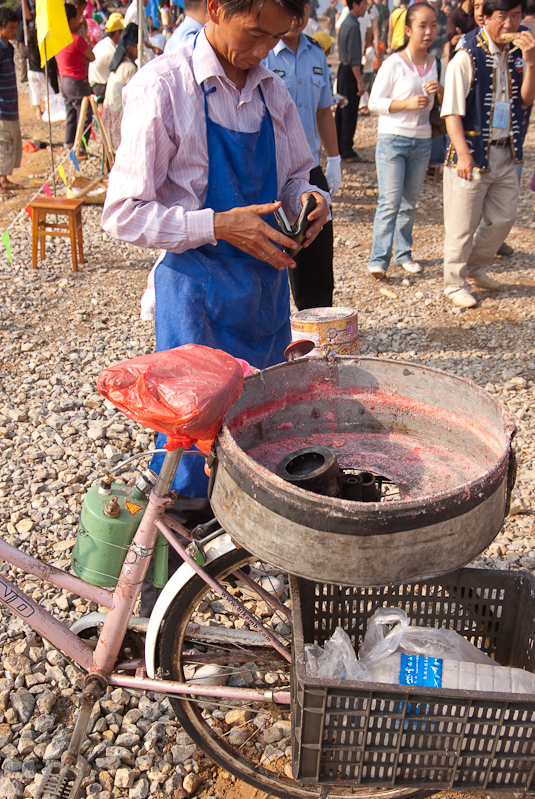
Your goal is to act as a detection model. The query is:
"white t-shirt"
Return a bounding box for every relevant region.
[88,36,116,86]
[369,52,445,138]
[336,6,349,31]
[359,11,373,51]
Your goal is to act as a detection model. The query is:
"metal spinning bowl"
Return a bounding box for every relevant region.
[209,357,516,586]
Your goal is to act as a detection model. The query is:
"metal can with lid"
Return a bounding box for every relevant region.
[290,306,358,357]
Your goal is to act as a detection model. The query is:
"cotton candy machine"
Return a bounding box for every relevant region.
[209,356,516,586]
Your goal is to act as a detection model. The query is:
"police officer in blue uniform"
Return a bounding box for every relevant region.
[264,0,341,310]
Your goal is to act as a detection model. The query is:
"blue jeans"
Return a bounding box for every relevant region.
[368,134,432,271]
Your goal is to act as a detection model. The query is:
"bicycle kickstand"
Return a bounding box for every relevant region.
[35,673,108,799]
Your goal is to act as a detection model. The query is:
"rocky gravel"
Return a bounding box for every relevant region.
[0,109,534,799]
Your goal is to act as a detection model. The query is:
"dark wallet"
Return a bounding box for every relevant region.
[272,194,317,256]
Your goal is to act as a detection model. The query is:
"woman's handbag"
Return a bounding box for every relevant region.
[429,57,446,138]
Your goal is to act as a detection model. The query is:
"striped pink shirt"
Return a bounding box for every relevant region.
[101,30,322,254]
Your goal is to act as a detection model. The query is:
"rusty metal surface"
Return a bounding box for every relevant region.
[210,357,515,586]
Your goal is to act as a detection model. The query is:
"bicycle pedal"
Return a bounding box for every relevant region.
[35,761,84,799]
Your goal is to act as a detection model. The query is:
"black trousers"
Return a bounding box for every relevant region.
[335,64,360,158]
[289,165,334,311]
[60,76,93,148]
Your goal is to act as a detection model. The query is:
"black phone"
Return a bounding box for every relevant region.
[272,194,317,256]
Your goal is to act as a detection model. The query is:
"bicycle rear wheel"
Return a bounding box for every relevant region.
[158,546,433,799]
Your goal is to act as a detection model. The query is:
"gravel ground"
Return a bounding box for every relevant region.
[0,103,534,799]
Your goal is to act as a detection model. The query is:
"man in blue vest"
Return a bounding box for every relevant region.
[441,0,535,308]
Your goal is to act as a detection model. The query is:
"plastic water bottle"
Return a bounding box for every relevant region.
[368,653,535,694]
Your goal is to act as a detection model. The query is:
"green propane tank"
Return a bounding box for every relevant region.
[72,472,158,589]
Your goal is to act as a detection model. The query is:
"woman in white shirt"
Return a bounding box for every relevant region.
[367,2,444,279]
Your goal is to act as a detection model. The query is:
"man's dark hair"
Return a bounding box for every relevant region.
[483,0,526,16]
[64,3,79,22]
[526,0,535,13]
[347,0,367,9]
[219,0,305,23]
[0,7,18,27]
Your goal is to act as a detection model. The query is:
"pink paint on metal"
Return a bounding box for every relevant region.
[247,431,484,501]
[231,384,507,459]
[0,573,94,671]
[91,494,169,675]
[108,672,291,704]
[0,536,113,609]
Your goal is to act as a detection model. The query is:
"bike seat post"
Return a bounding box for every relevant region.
[154,448,184,498]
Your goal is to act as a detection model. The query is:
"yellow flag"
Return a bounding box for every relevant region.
[57,164,67,186]
[36,0,73,68]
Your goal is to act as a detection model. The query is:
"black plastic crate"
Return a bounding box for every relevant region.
[290,568,535,791]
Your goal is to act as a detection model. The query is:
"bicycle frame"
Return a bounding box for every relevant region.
[0,448,291,706]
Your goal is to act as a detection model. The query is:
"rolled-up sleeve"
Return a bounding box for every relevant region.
[441,50,473,117]
[101,80,217,253]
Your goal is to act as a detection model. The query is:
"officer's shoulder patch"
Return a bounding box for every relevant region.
[313,66,323,75]
[305,34,323,49]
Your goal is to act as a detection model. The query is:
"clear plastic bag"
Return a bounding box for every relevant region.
[359,607,494,675]
[305,627,370,681]
[97,344,244,453]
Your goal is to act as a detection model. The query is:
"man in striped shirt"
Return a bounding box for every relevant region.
[0,7,22,193]
[103,0,329,613]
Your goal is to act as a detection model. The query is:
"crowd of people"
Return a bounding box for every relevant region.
[0,0,532,307]
[323,0,535,309]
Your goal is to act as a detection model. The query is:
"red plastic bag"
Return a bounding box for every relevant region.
[97,344,244,454]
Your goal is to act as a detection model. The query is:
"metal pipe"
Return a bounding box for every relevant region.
[137,0,144,66]
[154,449,183,497]
[0,536,113,608]
[108,672,291,704]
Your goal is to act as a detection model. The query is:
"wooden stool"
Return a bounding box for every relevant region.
[30,197,84,272]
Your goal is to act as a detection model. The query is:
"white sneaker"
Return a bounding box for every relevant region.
[448,289,477,308]
[368,265,386,280]
[401,261,423,274]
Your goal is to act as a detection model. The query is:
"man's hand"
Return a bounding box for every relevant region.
[357,79,366,97]
[300,192,329,248]
[513,30,535,65]
[214,202,298,270]
[456,151,476,180]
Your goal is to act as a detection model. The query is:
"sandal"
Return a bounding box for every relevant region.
[0,181,23,190]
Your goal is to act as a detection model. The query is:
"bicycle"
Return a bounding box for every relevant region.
[0,344,519,799]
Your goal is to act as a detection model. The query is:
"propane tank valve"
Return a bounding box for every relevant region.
[99,475,113,496]
[104,496,121,518]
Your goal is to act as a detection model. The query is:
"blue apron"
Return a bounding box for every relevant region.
[150,80,291,497]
